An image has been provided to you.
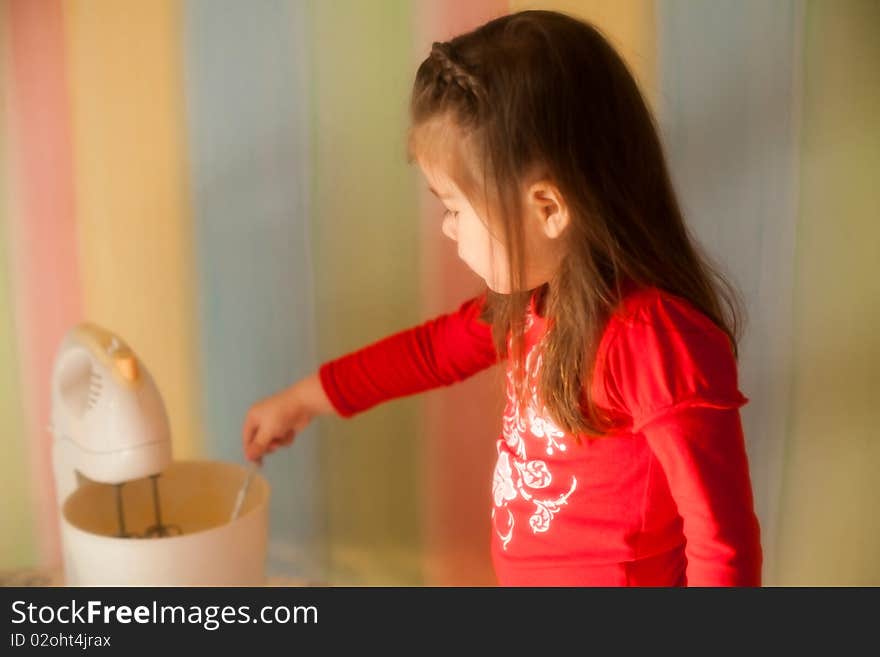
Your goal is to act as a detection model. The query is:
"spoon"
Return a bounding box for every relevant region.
[230,462,260,522]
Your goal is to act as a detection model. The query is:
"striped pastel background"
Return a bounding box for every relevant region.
[1,0,877,585]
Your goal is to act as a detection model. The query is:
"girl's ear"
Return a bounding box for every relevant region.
[527,180,570,239]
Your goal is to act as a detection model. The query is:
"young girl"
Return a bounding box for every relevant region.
[242,10,762,587]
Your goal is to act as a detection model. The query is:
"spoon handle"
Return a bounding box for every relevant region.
[230,462,260,522]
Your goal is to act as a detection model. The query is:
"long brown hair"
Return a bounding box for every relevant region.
[406,10,742,436]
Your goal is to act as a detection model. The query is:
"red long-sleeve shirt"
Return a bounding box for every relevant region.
[318,285,762,586]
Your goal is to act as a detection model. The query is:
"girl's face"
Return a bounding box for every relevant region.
[418,160,568,294]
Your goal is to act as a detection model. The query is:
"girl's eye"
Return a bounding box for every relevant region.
[443,209,459,219]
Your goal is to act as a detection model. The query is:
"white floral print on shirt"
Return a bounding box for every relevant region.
[492,327,578,550]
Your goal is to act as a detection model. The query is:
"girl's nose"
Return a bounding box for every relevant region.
[441,213,457,241]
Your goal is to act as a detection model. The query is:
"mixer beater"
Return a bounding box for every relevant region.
[112,475,182,539]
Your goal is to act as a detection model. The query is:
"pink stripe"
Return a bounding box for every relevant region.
[8,0,82,568]
[414,0,510,586]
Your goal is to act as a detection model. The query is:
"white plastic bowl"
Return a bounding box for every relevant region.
[59,460,269,586]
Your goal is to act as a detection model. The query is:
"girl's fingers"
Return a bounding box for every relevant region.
[245,433,261,462]
[250,426,272,461]
[243,414,299,462]
[269,432,293,451]
[252,426,289,459]
[242,413,257,449]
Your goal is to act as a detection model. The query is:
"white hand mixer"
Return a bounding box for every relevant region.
[50,323,181,538]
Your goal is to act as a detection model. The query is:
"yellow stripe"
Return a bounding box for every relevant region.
[508,0,657,107]
[64,0,201,459]
[778,0,880,585]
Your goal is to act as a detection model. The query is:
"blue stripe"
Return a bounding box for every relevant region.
[183,0,321,580]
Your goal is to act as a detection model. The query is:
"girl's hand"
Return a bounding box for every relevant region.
[241,372,334,463]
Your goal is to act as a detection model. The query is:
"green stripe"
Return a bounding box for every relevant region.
[0,0,37,570]
[308,0,423,585]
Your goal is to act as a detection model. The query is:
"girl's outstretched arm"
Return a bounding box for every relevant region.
[318,293,499,417]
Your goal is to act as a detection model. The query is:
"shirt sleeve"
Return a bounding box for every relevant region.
[318,293,499,418]
[601,290,762,586]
